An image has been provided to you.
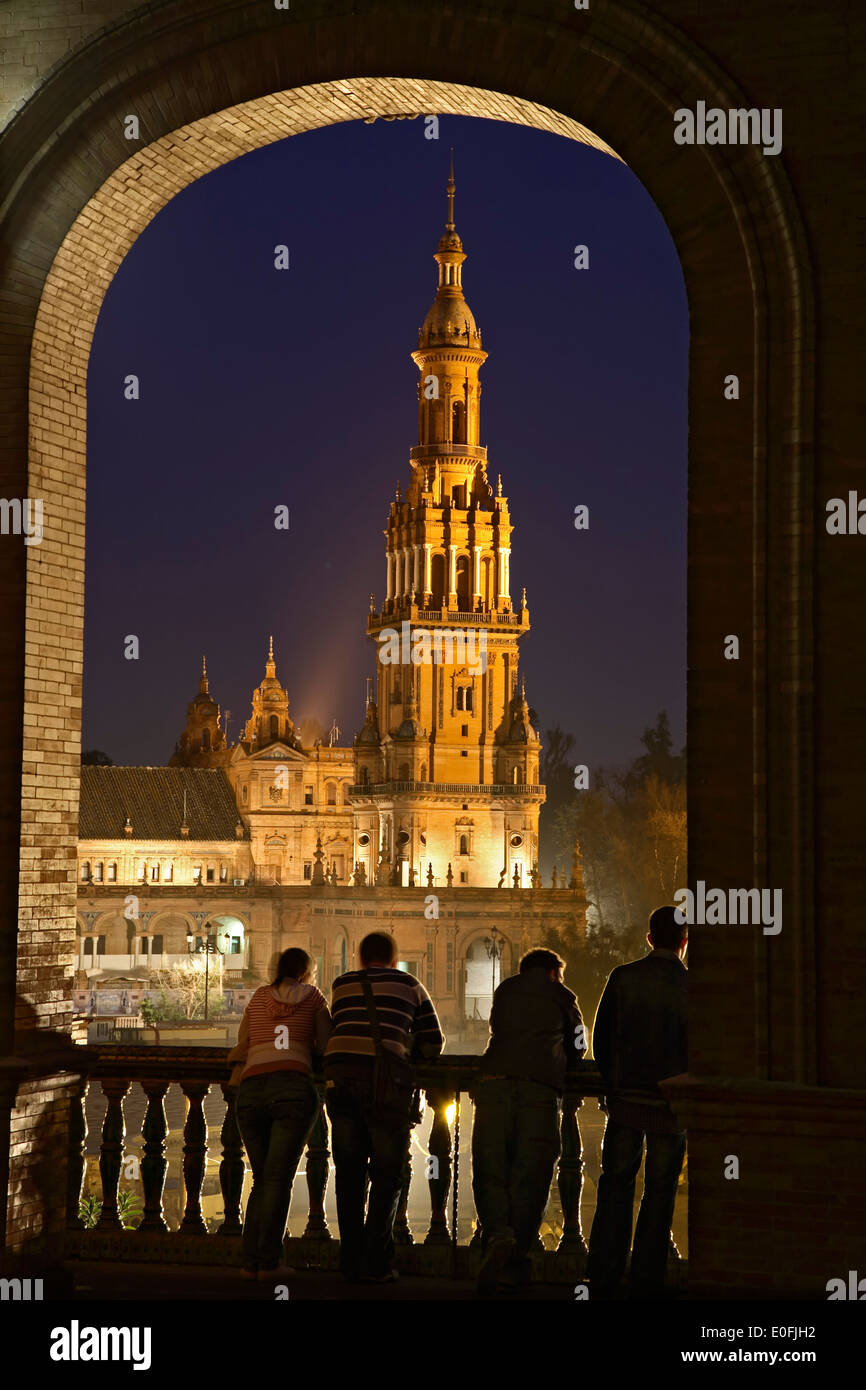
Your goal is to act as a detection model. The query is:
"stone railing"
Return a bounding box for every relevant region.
[64,1047,613,1281]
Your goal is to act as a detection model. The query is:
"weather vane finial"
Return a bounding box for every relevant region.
[446,148,455,231]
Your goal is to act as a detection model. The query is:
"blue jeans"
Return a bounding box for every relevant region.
[324,1076,412,1280]
[587,1118,686,1295]
[235,1071,320,1270]
[471,1077,562,1257]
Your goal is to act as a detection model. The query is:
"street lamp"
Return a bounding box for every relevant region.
[185,924,226,1022]
[482,926,505,1015]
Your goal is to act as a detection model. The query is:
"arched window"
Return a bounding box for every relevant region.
[456,555,470,608]
[270,715,279,739]
[431,553,446,606]
[459,834,469,856]
[456,685,473,712]
[452,399,466,444]
[326,781,337,806]
[201,727,211,750]
[482,556,492,609]
[80,860,90,882]
[420,762,427,782]
[361,767,369,786]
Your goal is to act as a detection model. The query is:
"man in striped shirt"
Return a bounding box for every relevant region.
[325,931,445,1283]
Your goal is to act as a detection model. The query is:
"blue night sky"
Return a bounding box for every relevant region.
[84,114,688,773]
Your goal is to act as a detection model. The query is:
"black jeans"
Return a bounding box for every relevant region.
[324,1076,412,1279]
[471,1077,562,1257]
[587,1118,686,1295]
[235,1071,320,1270]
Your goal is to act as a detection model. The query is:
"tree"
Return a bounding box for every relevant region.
[140,958,228,1020]
[541,711,687,1024]
[82,749,114,765]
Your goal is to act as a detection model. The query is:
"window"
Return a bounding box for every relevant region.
[303,861,312,881]
[82,937,93,958]
[460,871,468,884]
[446,942,454,993]
[193,865,202,883]
[80,861,90,882]
[461,750,468,758]
[201,727,211,750]
[107,862,117,882]
[360,767,369,786]
[136,860,146,879]
[242,784,248,804]
[304,787,314,805]
[150,864,160,882]
[220,864,228,882]
[510,833,524,848]
[164,863,173,882]
[326,781,336,805]
[456,686,473,712]
[92,861,103,883]
[151,934,164,955]
[461,724,468,737]
[459,834,469,856]
[426,941,434,989]
[270,715,279,739]
[206,866,215,883]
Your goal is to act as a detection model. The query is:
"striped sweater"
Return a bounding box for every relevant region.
[228,982,330,1082]
[324,966,445,1071]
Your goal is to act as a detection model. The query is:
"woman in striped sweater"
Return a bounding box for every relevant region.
[227,948,332,1280]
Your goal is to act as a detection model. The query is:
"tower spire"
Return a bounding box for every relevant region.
[266,634,276,678]
[200,655,208,694]
[446,148,455,232]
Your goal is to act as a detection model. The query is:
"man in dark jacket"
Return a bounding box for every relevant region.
[587,904,688,1299]
[471,947,586,1296]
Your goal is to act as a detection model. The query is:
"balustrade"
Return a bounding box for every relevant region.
[63,1047,682,1284]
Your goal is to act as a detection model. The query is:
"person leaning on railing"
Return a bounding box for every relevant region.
[227,948,332,1282]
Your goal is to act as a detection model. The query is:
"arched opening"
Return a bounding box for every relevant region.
[430,553,446,606]
[452,399,466,443]
[455,555,470,609]
[4,28,816,1294]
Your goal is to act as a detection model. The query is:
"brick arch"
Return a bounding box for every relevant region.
[0,1,820,1283]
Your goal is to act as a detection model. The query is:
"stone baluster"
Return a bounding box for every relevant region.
[301,1089,331,1240]
[217,1082,244,1235]
[97,1078,130,1229]
[423,1088,452,1245]
[137,1079,169,1233]
[393,1145,413,1245]
[557,1091,586,1258]
[179,1081,210,1233]
[66,1077,88,1228]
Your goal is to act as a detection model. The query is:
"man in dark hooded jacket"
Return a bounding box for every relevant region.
[471,947,586,1295]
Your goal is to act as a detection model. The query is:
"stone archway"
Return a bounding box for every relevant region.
[0,2,823,1290]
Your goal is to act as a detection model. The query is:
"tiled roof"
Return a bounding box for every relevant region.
[79,767,246,842]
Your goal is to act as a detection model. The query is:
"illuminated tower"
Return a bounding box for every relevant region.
[353,158,544,887]
[170,656,226,765]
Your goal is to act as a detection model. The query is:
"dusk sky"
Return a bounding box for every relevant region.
[84,115,687,773]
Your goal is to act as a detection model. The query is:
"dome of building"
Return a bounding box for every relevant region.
[419,294,479,348]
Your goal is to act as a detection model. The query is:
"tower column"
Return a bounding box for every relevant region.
[473,545,482,605]
[386,552,394,602]
[404,547,412,599]
[448,544,457,603]
[413,544,422,598]
[423,544,432,600]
